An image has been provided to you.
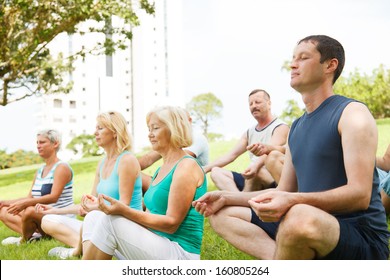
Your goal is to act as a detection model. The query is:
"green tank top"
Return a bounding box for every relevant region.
[143,155,207,254]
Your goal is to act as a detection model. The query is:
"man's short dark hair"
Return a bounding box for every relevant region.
[298,35,345,84]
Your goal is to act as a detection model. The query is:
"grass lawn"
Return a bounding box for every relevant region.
[0,119,389,260]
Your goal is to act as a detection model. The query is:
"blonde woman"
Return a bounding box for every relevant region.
[83,106,207,260]
[36,111,142,259]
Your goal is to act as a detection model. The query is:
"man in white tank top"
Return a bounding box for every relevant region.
[203,89,289,192]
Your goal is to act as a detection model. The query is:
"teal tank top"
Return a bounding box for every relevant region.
[143,156,207,254]
[97,151,142,210]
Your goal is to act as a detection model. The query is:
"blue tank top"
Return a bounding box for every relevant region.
[289,95,389,243]
[97,151,142,210]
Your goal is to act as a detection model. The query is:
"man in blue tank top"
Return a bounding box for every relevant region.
[193,35,389,260]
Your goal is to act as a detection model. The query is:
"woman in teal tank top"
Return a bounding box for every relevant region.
[83,106,207,260]
[36,111,142,259]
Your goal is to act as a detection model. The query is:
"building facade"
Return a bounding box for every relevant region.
[34,0,183,159]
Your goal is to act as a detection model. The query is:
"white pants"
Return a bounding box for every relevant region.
[82,210,105,241]
[88,211,200,260]
[42,214,82,233]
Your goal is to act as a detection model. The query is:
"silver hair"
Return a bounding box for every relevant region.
[37,129,62,151]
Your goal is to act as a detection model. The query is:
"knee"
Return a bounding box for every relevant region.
[0,207,8,221]
[208,206,238,235]
[381,191,390,214]
[265,150,282,169]
[210,166,222,176]
[41,215,55,235]
[83,210,106,240]
[21,206,36,222]
[208,207,228,234]
[277,204,319,244]
[210,167,223,181]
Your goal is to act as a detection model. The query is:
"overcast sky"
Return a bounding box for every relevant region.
[1,0,390,152]
[181,0,390,137]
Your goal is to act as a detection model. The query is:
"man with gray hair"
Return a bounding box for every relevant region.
[203,89,289,192]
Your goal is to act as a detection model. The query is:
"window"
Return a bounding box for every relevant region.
[69,116,77,123]
[53,117,62,123]
[69,100,76,108]
[53,99,62,108]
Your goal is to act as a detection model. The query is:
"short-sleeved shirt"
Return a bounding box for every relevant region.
[185,132,209,166]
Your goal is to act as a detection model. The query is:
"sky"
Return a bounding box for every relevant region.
[181,0,390,137]
[1,0,390,153]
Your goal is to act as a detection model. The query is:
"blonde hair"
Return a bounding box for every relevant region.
[146,106,192,149]
[37,129,62,152]
[96,111,132,153]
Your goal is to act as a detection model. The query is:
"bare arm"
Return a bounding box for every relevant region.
[137,151,162,170]
[78,160,103,212]
[36,203,81,215]
[275,144,298,192]
[377,144,390,172]
[98,158,204,233]
[192,188,274,217]
[203,132,248,173]
[247,124,290,156]
[118,154,141,205]
[296,102,377,212]
[90,159,103,197]
[251,102,377,220]
[7,164,73,214]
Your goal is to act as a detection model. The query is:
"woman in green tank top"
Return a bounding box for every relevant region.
[83,106,207,260]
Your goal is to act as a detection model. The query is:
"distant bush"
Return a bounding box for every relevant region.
[0,149,42,170]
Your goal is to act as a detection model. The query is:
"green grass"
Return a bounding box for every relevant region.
[0,119,389,260]
[0,140,253,260]
[377,118,390,156]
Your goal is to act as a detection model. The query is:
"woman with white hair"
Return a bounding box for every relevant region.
[0,129,74,245]
[82,106,207,260]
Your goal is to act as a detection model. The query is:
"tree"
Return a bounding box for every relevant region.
[0,0,154,106]
[0,149,42,169]
[66,134,103,157]
[207,132,224,142]
[186,92,223,138]
[281,60,390,119]
[280,99,305,126]
[334,65,390,118]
